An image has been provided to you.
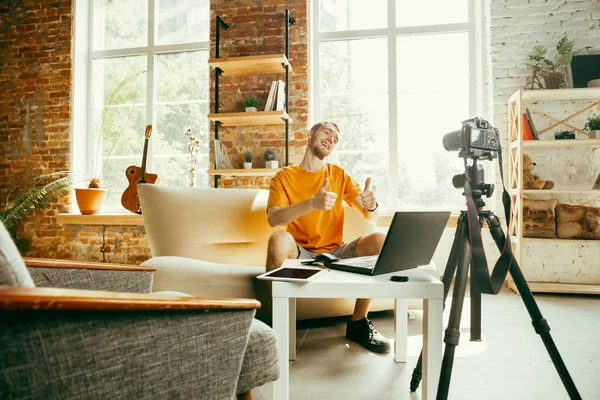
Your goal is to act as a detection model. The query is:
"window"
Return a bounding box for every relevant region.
[74,0,210,211]
[311,0,483,212]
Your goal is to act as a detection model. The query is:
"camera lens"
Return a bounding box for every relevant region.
[442,130,462,152]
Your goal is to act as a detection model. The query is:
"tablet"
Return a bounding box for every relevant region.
[257,266,327,283]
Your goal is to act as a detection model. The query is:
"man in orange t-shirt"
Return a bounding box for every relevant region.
[266,121,390,354]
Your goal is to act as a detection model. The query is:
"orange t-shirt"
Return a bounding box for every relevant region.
[267,164,365,253]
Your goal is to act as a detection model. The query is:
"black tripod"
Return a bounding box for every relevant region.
[409,161,582,400]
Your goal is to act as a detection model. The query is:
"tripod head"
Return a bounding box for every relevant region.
[452,157,495,210]
[443,117,500,211]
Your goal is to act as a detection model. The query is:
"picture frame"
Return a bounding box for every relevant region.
[567,49,600,88]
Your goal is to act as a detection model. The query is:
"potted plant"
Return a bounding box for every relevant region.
[526,35,580,90]
[584,113,600,139]
[244,95,259,112]
[240,146,253,169]
[75,71,144,214]
[263,148,278,169]
[1,172,71,252]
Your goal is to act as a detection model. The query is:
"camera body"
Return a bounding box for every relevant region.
[443,117,501,160]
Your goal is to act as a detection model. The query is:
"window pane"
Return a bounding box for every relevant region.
[397,33,469,210]
[322,95,390,198]
[320,39,388,95]
[396,0,468,27]
[93,0,148,50]
[320,38,388,207]
[92,56,147,211]
[157,0,210,45]
[319,0,387,32]
[155,51,210,187]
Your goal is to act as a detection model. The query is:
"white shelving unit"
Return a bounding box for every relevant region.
[507,88,600,295]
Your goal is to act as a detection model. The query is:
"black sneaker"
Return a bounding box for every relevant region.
[345,317,391,354]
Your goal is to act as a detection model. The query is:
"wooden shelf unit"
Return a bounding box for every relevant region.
[208,168,278,177]
[507,88,600,295]
[207,111,291,127]
[209,11,295,187]
[208,54,292,76]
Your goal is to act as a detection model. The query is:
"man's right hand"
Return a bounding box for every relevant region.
[311,178,337,210]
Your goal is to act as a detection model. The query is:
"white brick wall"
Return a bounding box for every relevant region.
[487,0,600,285]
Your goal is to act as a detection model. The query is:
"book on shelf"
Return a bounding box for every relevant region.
[264,81,277,111]
[521,113,534,141]
[525,108,539,140]
[274,80,286,111]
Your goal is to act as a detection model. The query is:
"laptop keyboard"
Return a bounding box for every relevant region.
[332,256,378,269]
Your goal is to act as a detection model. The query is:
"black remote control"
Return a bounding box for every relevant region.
[390,275,409,282]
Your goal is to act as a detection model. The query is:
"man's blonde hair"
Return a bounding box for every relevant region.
[309,121,340,134]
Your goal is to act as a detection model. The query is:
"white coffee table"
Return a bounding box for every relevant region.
[272,259,443,400]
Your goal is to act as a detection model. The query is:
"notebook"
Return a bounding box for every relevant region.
[324,211,450,276]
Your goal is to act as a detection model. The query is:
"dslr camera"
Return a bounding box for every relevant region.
[443,117,501,160]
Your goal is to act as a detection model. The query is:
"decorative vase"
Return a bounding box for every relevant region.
[74,188,107,215]
[243,162,252,169]
[266,160,278,169]
[541,71,566,89]
[245,107,257,112]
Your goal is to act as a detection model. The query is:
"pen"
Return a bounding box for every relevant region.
[316,264,330,271]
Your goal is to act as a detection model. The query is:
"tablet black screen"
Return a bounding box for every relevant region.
[267,268,321,279]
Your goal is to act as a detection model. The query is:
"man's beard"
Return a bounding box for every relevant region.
[310,138,328,160]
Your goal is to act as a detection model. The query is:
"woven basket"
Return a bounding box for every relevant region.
[541,71,566,89]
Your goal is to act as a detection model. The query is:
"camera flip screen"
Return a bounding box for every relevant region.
[470,128,485,148]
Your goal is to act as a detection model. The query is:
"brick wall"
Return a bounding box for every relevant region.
[209,0,308,188]
[0,0,73,257]
[0,0,308,264]
[488,0,600,284]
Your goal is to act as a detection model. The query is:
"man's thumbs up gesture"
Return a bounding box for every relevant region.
[312,178,337,211]
[360,177,377,211]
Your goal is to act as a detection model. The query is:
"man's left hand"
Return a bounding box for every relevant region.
[360,177,377,211]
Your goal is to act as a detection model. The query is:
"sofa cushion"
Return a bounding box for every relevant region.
[0,222,34,287]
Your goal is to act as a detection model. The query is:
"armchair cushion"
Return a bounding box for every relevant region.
[237,318,280,394]
[0,222,34,287]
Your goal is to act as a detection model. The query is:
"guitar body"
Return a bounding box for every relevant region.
[121,125,159,214]
[121,166,159,213]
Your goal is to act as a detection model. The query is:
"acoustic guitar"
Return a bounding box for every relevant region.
[121,125,159,214]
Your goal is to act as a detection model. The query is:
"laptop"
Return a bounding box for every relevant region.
[324,211,450,276]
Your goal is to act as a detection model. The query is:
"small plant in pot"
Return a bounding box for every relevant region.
[584,113,600,139]
[263,148,278,169]
[244,95,259,112]
[526,35,580,89]
[240,146,253,169]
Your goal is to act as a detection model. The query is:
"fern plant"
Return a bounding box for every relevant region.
[1,172,71,252]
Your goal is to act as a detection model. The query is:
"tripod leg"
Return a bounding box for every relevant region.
[437,231,471,400]
[410,214,466,393]
[485,214,582,400]
[470,272,482,341]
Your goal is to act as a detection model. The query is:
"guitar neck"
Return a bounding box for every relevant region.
[139,138,149,183]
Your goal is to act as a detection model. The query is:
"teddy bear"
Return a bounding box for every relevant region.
[522,153,554,190]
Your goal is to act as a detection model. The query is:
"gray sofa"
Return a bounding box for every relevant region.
[0,222,278,399]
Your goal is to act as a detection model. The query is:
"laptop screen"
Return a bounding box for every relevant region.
[329,211,450,275]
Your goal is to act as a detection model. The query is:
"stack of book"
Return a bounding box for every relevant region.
[522,108,539,140]
[264,80,286,111]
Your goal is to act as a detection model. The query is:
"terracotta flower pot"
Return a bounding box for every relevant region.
[74,188,107,215]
